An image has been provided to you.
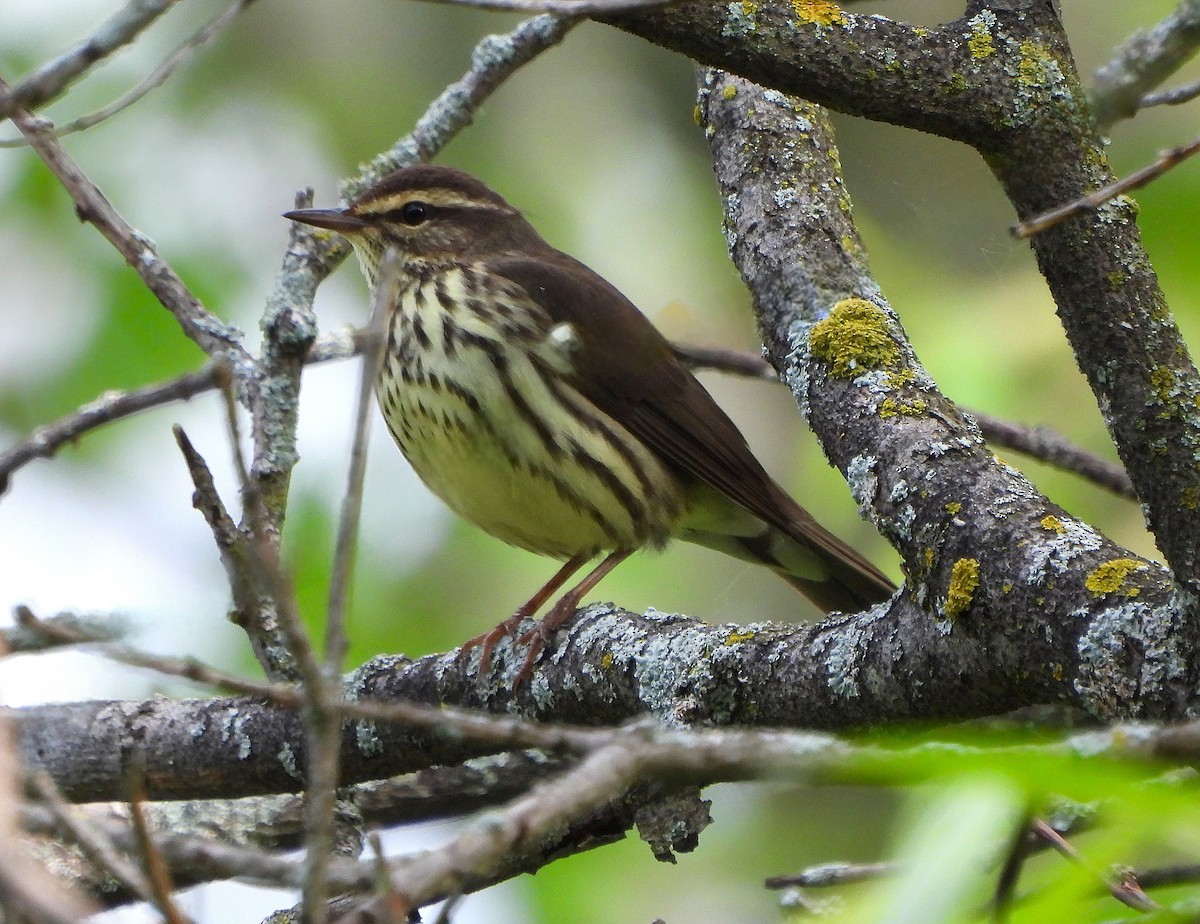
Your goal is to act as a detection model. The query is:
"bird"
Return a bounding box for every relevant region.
[285,164,894,681]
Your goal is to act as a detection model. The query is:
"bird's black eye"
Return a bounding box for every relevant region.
[400,201,429,226]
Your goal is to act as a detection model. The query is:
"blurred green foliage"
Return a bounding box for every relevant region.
[3,0,1200,921]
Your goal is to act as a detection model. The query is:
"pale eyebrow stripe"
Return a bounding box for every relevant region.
[358,188,511,212]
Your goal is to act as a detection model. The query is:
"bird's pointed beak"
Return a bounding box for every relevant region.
[283,207,369,234]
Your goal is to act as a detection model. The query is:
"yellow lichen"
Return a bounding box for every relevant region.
[1106,270,1126,291]
[600,651,614,669]
[809,298,898,378]
[1150,365,1176,402]
[1085,558,1148,597]
[968,20,995,59]
[725,629,757,645]
[1040,515,1066,535]
[723,84,738,100]
[885,369,915,389]
[740,0,758,12]
[1184,486,1200,511]
[945,558,981,619]
[1018,40,1049,88]
[792,0,846,26]
[879,396,927,418]
[923,548,935,569]
[945,502,962,515]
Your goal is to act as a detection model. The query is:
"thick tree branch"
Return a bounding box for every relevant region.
[603,3,1003,143]
[600,3,1200,587]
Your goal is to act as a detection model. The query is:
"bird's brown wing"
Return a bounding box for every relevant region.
[489,252,894,607]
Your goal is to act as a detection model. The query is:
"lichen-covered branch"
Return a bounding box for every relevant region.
[603,2,1200,587]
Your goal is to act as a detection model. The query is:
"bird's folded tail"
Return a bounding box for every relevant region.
[679,487,895,613]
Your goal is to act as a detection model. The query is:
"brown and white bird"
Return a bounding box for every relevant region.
[286,165,894,677]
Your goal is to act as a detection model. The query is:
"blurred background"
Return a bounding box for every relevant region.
[2,1,1198,921]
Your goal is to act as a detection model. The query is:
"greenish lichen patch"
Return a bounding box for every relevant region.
[945,558,980,618]
[968,18,995,60]
[809,298,898,377]
[1085,558,1148,597]
[879,396,927,418]
[1017,39,1052,89]
[1149,365,1177,403]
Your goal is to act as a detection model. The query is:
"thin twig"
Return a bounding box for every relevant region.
[1012,134,1200,238]
[325,248,401,672]
[1139,74,1200,109]
[1090,0,1200,127]
[0,75,246,360]
[0,0,255,147]
[0,329,358,499]
[369,833,404,924]
[12,604,297,703]
[970,411,1136,499]
[0,362,226,495]
[126,770,192,924]
[172,426,301,681]
[764,861,897,889]
[403,0,670,14]
[343,14,583,200]
[677,343,1138,500]
[991,814,1034,923]
[0,0,180,117]
[27,772,157,908]
[0,703,96,922]
[220,367,316,683]
[1032,819,1157,912]
[3,608,128,653]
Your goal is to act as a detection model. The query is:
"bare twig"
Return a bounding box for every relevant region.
[351,725,854,918]
[12,604,298,703]
[1139,74,1200,110]
[0,328,357,500]
[0,696,95,922]
[126,771,192,924]
[0,0,181,118]
[0,74,247,361]
[764,861,897,889]
[4,608,128,653]
[1031,819,1157,913]
[677,343,1138,500]
[325,249,401,672]
[673,341,778,380]
[27,772,157,908]
[402,0,669,14]
[343,14,582,200]
[0,362,226,495]
[172,426,302,680]
[1012,134,1200,238]
[0,0,256,147]
[1090,0,1200,127]
[970,411,1136,500]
